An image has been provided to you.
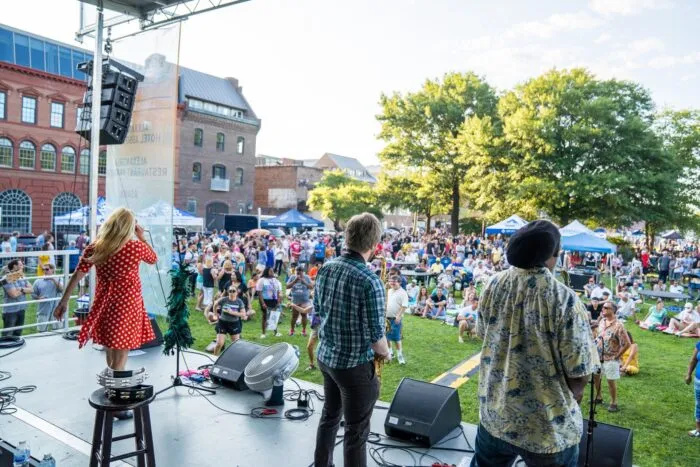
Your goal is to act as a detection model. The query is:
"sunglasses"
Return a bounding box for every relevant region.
[228,289,237,293]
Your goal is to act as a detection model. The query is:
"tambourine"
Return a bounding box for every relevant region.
[97,367,149,388]
[104,384,154,403]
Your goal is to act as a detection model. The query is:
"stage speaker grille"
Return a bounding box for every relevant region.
[211,340,266,390]
[578,419,633,467]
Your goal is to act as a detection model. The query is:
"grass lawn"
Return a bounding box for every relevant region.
[11,285,700,466]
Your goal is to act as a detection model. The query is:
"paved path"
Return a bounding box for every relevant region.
[431,351,481,388]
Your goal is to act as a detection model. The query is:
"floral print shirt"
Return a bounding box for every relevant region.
[477,267,599,454]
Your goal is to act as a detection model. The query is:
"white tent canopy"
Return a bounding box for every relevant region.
[560,220,596,237]
[485,215,528,235]
[137,200,204,229]
[53,197,112,227]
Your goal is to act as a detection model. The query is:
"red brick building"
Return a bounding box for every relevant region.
[0,27,105,236]
[254,164,324,215]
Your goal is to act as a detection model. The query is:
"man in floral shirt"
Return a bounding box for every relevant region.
[472,220,599,467]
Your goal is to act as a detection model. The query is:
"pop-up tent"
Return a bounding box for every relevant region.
[560,232,617,253]
[560,220,597,237]
[662,230,683,240]
[137,200,204,229]
[261,209,324,229]
[485,215,528,235]
[53,197,112,226]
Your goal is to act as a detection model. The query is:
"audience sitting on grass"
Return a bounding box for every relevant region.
[406,280,419,307]
[422,286,448,319]
[674,303,700,338]
[456,293,478,343]
[587,297,605,332]
[638,298,668,330]
[413,286,429,315]
[584,277,596,298]
[616,292,641,320]
[653,280,666,292]
[591,281,613,300]
[669,280,685,296]
[664,303,697,335]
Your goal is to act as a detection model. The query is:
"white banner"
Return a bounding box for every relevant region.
[106,25,180,315]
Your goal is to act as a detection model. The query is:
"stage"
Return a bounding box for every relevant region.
[0,333,476,466]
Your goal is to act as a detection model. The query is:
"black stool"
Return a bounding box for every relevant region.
[89,389,156,467]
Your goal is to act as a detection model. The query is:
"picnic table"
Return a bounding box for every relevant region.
[393,260,419,270]
[637,289,690,304]
[400,269,437,285]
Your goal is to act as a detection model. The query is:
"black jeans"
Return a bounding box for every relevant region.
[315,361,379,467]
[2,310,26,337]
[274,259,283,276]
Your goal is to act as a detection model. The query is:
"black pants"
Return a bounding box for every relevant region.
[314,361,379,467]
[188,271,198,295]
[274,259,283,276]
[2,310,25,337]
[658,270,669,283]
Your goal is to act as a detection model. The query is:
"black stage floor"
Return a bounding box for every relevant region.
[0,333,476,466]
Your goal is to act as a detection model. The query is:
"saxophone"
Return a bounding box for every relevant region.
[374,255,389,387]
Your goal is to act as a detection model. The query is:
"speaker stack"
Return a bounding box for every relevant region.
[579,419,633,467]
[75,59,143,145]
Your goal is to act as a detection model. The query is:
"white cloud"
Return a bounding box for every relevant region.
[459,35,496,52]
[594,33,612,44]
[588,0,672,16]
[629,38,665,54]
[506,10,603,39]
[680,74,697,82]
[648,51,700,68]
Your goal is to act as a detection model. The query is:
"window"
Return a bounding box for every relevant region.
[234,168,244,185]
[186,98,246,120]
[192,162,201,183]
[14,34,29,67]
[0,138,12,167]
[44,42,58,74]
[52,192,81,234]
[212,164,226,179]
[18,141,35,169]
[40,144,56,171]
[98,150,107,175]
[50,102,64,128]
[61,146,75,173]
[72,51,86,80]
[186,199,197,214]
[29,38,44,70]
[59,47,72,78]
[216,133,225,151]
[237,136,245,154]
[194,128,203,147]
[79,149,89,175]
[0,90,5,120]
[0,28,13,62]
[21,96,37,124]
[0,189,32,233]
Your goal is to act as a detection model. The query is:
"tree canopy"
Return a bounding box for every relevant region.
[307,170,382,230]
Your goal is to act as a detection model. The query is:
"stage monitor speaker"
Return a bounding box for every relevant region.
[139,316,164,350]
[384,378,461,446]
[211,340,266,390]
[578,420,633,467]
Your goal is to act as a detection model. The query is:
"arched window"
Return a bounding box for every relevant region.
[0,189,32,233]
[98,150,107,175]
[79,149,90,175]
[234,168,244,185]
[40,144,57,171]
[212,164,226,179]
[19,141,36,169]
[61,146,76,173]
[216,132,225,151]
[0,138,12,167]
[52,192,81,233]
[192,162,201,183]
[236,136,245,154]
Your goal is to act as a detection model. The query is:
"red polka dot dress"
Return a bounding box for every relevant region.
[77,240,158,350]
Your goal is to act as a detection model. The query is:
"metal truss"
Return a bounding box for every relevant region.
[76,0,252,41]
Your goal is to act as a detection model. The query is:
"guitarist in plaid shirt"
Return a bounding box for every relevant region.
[313,213,391,467]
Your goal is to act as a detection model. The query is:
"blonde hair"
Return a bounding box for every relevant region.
[89,207,136,266]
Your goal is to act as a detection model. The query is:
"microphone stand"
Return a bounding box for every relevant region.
[584,368,601,467]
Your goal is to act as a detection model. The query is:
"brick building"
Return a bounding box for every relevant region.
[254,165,325,215]
[0,24,260,235]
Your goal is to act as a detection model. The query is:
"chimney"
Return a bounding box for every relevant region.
[226,77,240,91]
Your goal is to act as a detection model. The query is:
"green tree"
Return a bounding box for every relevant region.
[376,170,449,230]
[377,72,499,235]
[307,170,382,230]
[466,68,671,227]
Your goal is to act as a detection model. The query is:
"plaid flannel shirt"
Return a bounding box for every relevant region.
[315,250,386,369]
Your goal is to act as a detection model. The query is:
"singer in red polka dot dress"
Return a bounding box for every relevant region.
[54,207,158,371]
[75,239,157,349]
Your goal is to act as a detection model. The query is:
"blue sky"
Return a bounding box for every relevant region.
[4,0,699,165]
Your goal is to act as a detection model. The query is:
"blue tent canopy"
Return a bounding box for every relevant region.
[485,215,528,235]
[261,209,324,229]
[561,232,617,253]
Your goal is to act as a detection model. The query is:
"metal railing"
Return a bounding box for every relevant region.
[1,249,81,334]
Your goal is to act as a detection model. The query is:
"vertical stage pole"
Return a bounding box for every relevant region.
[88,1,104,307]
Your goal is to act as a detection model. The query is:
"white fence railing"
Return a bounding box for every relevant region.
[1,249,81,335]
